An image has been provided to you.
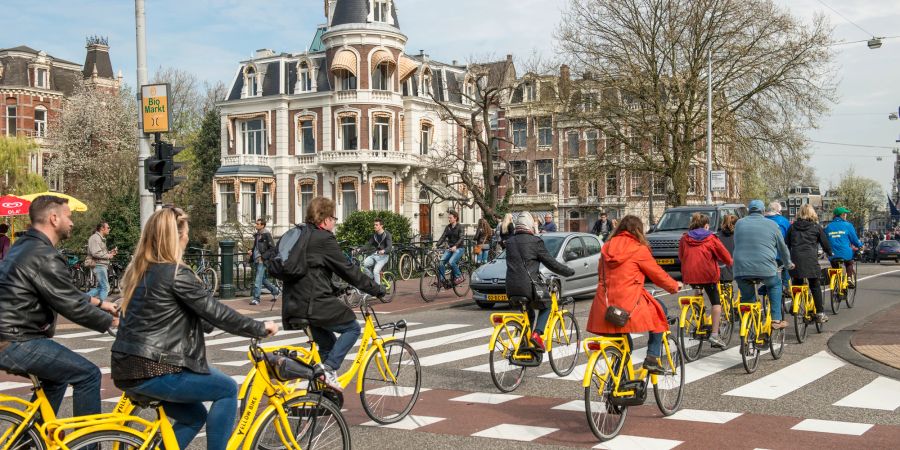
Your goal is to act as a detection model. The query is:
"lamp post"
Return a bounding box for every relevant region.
[706,48,713,204]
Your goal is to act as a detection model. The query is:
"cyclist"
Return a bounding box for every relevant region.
[765,202,792,298]
[733,200,794,330]
[435,210,465,286]
[678,213,733,349]
[591,212,616,241]
[282,197,384,391]
[825,207,862,289]
[497,213,514,250]
[0,196,118,419]
[717,214,738,283]
[586,215,682,373]
[111,206,277,450]
[362,218,392,282]
[786,204,832,323]
[474,217,493,264]
[505,212,574,351]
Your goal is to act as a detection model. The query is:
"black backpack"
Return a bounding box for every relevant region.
[262,224,310,281]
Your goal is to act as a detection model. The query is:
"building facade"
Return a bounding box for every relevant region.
[779,185,824,220]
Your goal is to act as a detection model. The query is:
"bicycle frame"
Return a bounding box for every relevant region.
[487,291,571,354]
[828,268,847,294]
[580,333,676,392]
[677,294,709,332]
[738,299,770,345]
[791,285,814,316]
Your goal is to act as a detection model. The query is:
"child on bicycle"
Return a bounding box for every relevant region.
[587,215,682,373]
[678,213,733,348]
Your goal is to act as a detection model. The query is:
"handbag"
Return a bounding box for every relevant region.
[84,256,96,268]
[517,253,550,305]
[600,255,638,327]
[473,244,482,255]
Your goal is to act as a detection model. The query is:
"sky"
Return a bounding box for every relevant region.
[4,0,899,196]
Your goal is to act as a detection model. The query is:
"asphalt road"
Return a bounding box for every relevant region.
[3,262,900,449]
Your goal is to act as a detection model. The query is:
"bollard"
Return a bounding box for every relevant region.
[219,240,236,299]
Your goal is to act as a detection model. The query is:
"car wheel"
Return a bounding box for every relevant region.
[475,301,495,310]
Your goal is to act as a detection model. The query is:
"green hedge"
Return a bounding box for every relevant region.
[335,210,412,247]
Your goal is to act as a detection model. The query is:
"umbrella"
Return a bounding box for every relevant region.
[20,192,88,212]
[0,195,30,217]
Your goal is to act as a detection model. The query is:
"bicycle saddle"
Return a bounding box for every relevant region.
[123,391,161,408]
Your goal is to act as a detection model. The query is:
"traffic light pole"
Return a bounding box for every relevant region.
[153,132,163,210]
[134,0,154,226]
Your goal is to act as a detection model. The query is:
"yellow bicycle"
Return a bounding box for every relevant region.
[677,286,733,361]
[718,281,740,324]
[42,338,350,450]
[487,280,581,392]
[581,330,684,441]
[791,282,823,343]
[828,258,857,314]
[737,279,785,373]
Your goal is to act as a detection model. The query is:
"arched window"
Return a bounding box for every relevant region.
[337,69,356,91]
[372,63,391,91]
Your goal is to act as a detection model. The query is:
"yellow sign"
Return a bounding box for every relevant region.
[141,83,170,133]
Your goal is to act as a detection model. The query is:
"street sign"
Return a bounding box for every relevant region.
[140,83,171,134]
[710,170,727,192]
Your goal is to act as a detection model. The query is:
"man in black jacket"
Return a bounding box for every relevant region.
[0,196,118,417]
[591,212,614,240]
[436,211,465,286]
[249,219,281,305]
[282,197,384,391]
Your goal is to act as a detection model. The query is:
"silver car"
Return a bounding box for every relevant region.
[470,232,602,309]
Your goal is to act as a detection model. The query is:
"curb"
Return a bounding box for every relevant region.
[828,330,900,381]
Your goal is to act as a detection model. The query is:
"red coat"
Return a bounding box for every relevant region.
[678,230,733,285]
[587,232,679,335]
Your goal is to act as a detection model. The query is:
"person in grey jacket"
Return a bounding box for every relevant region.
[86,222,117,301]
[733,200,794,329]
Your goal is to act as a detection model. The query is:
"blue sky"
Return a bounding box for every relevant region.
[5,0,900,196]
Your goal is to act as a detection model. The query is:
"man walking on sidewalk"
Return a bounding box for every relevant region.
[86,222,117,301]
[249,219,280,305]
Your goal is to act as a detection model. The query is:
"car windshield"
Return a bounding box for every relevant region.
[495,235,566,258]
[655,210,718,232]
[880,240,900,248]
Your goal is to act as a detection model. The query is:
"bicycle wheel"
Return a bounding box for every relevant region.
[398,253,414,280]
[65,429,146,450]
[793,295,808,344]
[251,394,351,450]
[0,410,47,450]
[718,306,734,347]
[653,334,685,416]
[548,311,581,377]
[489,321,527,392]
[419,268,440,302]
[584,347,628,441]
[830,287,841,314]
[200,267,219,294]
[452,263,472,297]
[677,304,703,362]
[741,318,760,374]
[847,270,857,308]
[360,340,422,424]
[770,323,785,360]
[380,272,397,303]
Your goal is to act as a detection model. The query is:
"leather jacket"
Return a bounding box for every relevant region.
[112,263,266,374]
[0,229,113,341]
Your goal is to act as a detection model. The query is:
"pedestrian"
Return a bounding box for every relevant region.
[591,212,615,241]
[0,223,10,261]
[248,218,280,305]
[678,213,733,348]
[86,222,117,301]
[542,213,557,232]
[497,213,514,249]
[786,204,832,323]
[473,217,493,263]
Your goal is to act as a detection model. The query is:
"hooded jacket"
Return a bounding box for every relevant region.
[786,219,832,279]
[586,232,679,335]
[678,228,733,285]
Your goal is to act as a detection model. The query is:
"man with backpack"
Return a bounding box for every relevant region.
[248,219,280,305]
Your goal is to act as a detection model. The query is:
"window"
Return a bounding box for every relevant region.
[341,182,357,217]
[789,207,796,216]
[246,67,259,96]
[6,106,16,136]
[341,116,357,150]
[420,123,432,154]
[524,82,535,101]
[35,68,48,88]
[464,136,473,161]
[537,118,552,147]
[606,171,619,196]
[299,183,314,219]
[564,238,584,260]
[299,119,315,154]
[373,0,389,22]
[299,62,312,92]
[34,108,46,137]
[630,171,644,196]
[338,70,356,90]
[568,170,578,197]
[373,116,390,151]
[511,119,527,148]
[588,180,598,197]
[220,183,237,222]
[583,236,601,256]
[372,64,390,91]
[422,72,432,97]
[653,174,667,195]
[241,182,257,223]
[687,166,698,194]
[260,183,271,221]
[374,182,390,210]
[567,132,579,158]
[510,160,527,194]
[537,160,553,194]
[586,131,598,155]
[240,119,266,155]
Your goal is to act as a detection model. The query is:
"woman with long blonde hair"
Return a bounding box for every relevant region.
[786,204,832,323]
[111,207,277,450]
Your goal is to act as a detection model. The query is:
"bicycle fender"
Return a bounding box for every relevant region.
[0,406,27,420]
[543,316,560,352]
[60,424,149,450]
[739,312,750,337]
[355,337,397,394]
[678,304,692,328]
[581,350,604,388]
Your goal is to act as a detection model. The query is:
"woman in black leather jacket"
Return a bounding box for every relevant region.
[110,207,277,450]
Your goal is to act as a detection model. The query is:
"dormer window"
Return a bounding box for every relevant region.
[299,62,312,92]
[34,68,48,89]
[245,66,259,97]
[373,0,389,22]
[524,82,535,102]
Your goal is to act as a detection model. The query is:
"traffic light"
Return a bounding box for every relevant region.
[144,146,167,195]
[144,141,185,198]
[157,142,185,190]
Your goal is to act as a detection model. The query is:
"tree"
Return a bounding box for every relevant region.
[173,107,221,244]
[833,169,883,230]
[336,210,412,247]
[556,0,836,204]
[0,136,47,195]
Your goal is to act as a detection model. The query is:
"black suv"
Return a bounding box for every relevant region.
[647,204,748,274]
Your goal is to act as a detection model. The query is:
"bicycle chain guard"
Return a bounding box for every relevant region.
[608,379,648,407]
[508,347,543,367]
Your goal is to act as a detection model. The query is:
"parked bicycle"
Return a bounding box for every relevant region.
[188,247,219,294]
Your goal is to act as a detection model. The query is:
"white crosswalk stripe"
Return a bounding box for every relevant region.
[724,351,844,399]
[833,376,900,411]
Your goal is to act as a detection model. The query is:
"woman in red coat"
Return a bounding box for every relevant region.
[678,213,733,349]
[587,216,681,373]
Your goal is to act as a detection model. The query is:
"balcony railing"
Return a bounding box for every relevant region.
[509,193,557,205]
[221,154,270,166]
[336,90,358,101]
[317,150,424,166]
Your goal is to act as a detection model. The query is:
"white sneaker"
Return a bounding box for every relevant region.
[315,363,343,392]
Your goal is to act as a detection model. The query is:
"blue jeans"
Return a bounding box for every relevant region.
[737,274,783,321]
[86,265,109,301]
[0,339,101,417]
[478,249,490,263]
[126,367,237,450]
[438,248,464,281]
[363,253,389,281]
[527,308,552,335]
[253,262,280,301]
[309,320,361,371]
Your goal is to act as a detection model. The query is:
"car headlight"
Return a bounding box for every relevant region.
[471,272,481,282]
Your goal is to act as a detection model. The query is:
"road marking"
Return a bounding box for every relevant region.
[88,336,115,342]
[215,360,251,367]
[472,424,558,442]
[364,386,429,397]
[361,415,444,430]
[225,335,310,352]
[791,418,873,436]
[408,328,494,351]
[664,408,743,424]
[419,344,488,367]
[74,347,103,354]
[594,435,683,449]
[450,392,522,404]
[833,376,900,411]
[552,400,587,412]
[344,324,474,360]
[0,381,32,391]
[683,346,741,384]
[724,351,844,399]
[55,330,106,339]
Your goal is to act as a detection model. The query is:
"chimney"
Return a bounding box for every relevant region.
[506,54,513,62]
[452,60,458,66]
[559,64,571,100]
[582,71,593,81]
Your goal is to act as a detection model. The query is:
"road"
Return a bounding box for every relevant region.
[2,263,899,449]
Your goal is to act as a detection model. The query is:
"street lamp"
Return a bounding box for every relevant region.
[867,38,883,49]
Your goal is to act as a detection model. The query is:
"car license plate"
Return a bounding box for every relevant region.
[656,258,675,265]
[487,294,508,302]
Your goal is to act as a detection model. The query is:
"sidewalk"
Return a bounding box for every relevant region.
[851,301,900,371]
